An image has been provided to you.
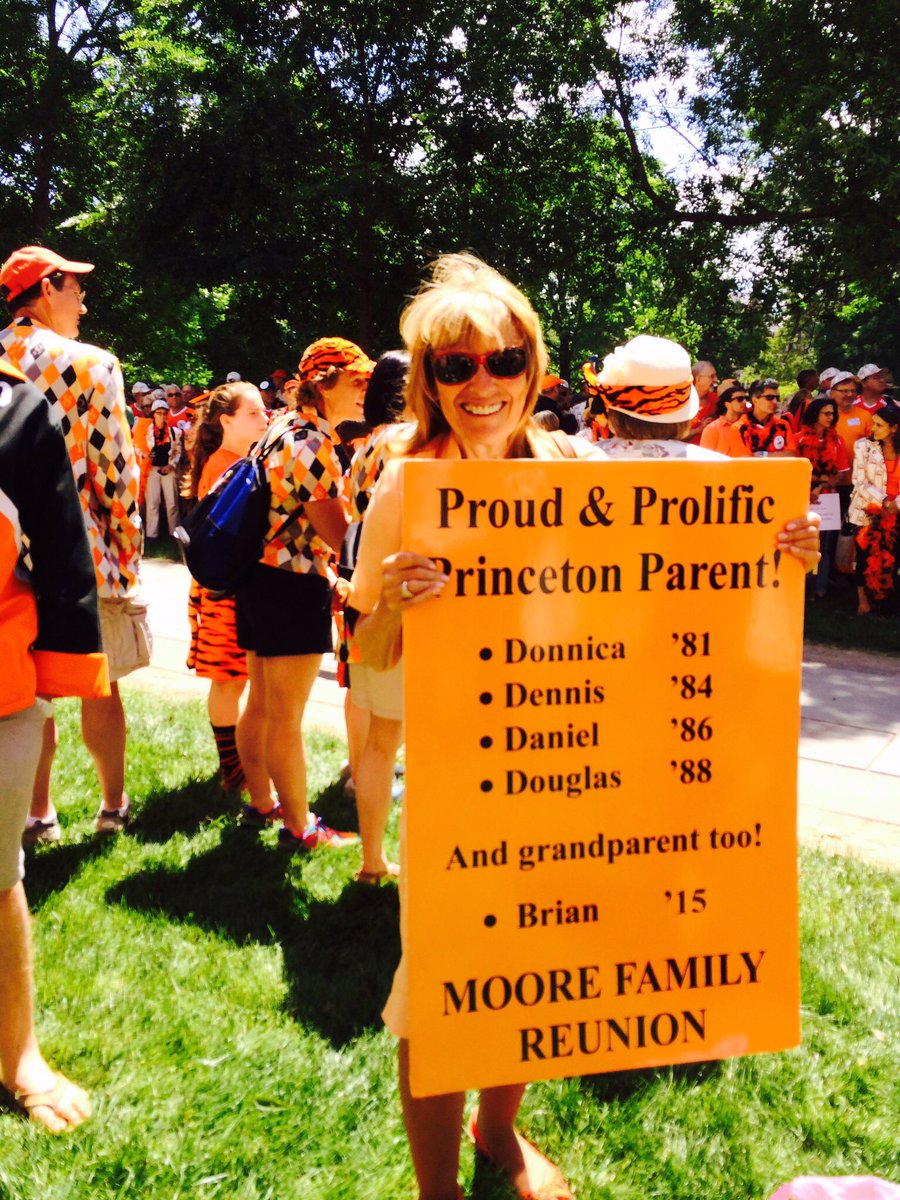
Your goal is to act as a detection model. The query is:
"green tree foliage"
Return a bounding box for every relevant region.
[668,0,900,366]
[0,0,895,380]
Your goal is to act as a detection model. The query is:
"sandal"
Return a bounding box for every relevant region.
[95,798,130,834]
[468,1112,573,1200]
[15,1073,91,1133]
[23,816,61,847]
[354,863,400,886]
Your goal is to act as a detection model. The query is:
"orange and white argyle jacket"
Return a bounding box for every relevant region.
[259,408,343,576]
[0,317,141,599]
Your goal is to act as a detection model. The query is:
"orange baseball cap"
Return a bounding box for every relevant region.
[297,337,375,384]
[541,374,563,390]
[0,245,94,302]
[270,368,289,379]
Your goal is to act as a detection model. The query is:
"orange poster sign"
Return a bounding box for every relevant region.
[402,458,810,1097]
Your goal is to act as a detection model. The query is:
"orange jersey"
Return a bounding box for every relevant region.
[834,407,872,464]
[700,415,750,457]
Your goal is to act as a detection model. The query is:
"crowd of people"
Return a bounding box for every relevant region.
[0,239,889,1200]
[535,358,898,615]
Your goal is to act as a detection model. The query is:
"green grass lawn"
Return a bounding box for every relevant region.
[802,574,900,656]
[1,692,897,1200]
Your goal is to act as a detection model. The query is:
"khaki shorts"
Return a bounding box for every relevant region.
[350,658,404,721]
[0,699,52,890]
[99,597,152,682]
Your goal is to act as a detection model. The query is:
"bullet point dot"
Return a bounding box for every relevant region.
[480,736,492,749]
[479,647,492,661]
[480,780,493,793]
[479,692,492,705]
[484,914,497,928]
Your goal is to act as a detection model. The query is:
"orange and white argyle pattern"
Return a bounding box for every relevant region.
[260,410,342,576]
[0,317,141,598]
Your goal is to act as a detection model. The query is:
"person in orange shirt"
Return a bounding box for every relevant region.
[699,384,751,456]
[132,393,155,508]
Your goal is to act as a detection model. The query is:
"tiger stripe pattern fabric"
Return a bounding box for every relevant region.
[186,580,247,681]
[594,379,692,418]
[0,316,141,599]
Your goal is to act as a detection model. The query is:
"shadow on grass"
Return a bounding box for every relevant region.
[581,1057,723,1104]
[129,775,241,844]
[24,836,116,910]
[105,825,400,1047]
[129,770,360,847]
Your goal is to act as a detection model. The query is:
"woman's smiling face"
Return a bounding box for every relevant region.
[431,319,529,457]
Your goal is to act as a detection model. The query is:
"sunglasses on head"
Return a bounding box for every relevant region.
[430,346,528,386]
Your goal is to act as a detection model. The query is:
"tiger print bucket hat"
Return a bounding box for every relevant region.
[592,334,699,425]
[297,337,375,385]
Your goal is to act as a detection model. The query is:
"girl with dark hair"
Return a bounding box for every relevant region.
[796,397,850,597]
[848,405,900,614]
[186,383,271,804]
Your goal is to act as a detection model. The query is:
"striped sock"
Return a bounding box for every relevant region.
[211,724,245,792]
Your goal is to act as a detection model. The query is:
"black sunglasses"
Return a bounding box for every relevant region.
[431,347,528,386]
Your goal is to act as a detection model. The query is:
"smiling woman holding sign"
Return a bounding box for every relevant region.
[348,255,821,1200]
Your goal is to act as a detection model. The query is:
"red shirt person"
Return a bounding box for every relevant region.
[854,363,889,416]
[686,359,718,443]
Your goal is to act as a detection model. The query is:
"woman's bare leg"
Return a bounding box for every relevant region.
[344,689,370,784]
[236,652,275,810]
[356,715,403,875]
[260,654,321,834]
[207,678,246,726]
[473,1082,569,1196]
[398,1039,465,1200]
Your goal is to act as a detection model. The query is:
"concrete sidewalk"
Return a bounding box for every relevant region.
[127,558,900,871]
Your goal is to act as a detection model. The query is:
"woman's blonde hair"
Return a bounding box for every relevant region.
[399,253,548,456]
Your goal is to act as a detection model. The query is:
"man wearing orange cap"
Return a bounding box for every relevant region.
[536,373,577,434]
[0,245,144,838]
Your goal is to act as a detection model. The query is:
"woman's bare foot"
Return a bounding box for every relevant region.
[469,1110,572,1199]
[15,1072,91,1133]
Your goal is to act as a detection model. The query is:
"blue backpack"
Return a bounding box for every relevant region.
[175,415,294,595]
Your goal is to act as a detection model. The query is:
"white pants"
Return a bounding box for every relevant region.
[145,468,181,538]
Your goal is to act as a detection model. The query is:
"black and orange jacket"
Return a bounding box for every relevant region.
[0,361,109,716]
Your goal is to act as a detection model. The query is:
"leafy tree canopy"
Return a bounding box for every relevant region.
[1,0,896,383]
